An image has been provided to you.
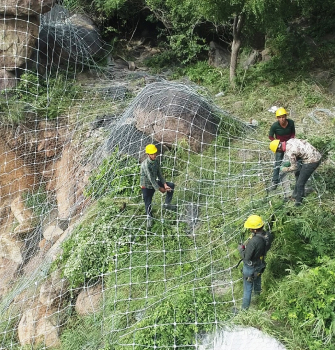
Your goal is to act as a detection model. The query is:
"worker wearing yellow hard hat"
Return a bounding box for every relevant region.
[268,107,295,189]
[140,144,176,227]
[145,144,158,155]
[238,215,273,310]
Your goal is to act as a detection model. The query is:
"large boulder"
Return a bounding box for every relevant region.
[11,195,35,235]
[120,82,220,153]
[35,5,103,73]
[0,0,55,16]
[5,121,66,166]
[0,16,39,70]
[18,303,61,348]
[53,146,77,219]
[52,145,88,220]
[0,235,24,264]
[36,120,64,158]
[75,283,103,315]
[39,270,69,307]
[101,123,161,162]
[45,223,76,262]
[0,140,35,203]
[42,225,63,242]
[242,50,261,69]
[208,41,231,68]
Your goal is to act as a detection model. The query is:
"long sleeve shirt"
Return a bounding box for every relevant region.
[240,231,273,265]
[140,157,166,190]
[268,119,295,142]
[283,138,322,172]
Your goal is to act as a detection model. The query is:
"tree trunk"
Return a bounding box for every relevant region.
[230,14,245,88]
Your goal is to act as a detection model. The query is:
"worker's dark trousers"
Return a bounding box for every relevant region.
[272,151,284,184]
[293,161,320,204]
[141,181,175,217]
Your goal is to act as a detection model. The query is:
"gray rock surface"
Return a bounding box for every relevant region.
[36,6,103,73]
[208,41,231,68]
[129,82,220,153]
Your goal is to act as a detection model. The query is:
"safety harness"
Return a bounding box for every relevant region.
[237,232,271,282]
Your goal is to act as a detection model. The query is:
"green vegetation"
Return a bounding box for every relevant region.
[54,131,335,350]
[172,62,230,93]
[267,259,335,350]
[84,148,141,200]
[61,0,335,86]
[0,72,82,123]
[0,313,20,349]
[117,285,228,349]
[54,198,138,288]
[50,74,335,348]
[22,184,54,218]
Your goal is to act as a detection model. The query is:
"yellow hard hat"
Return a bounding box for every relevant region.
[145,144,158,154]
[269,139,280,153]
[244,215,264,229]
[276,107,287,118]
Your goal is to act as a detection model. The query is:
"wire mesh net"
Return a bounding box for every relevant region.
[0,2,329,349]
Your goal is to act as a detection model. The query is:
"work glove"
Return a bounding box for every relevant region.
[280,161,291,172]
[237,244,245,254]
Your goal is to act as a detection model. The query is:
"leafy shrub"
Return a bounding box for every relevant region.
[84,149,140,200]
[262,203,335,285]
[267,31,312,70]
[168,33,205,64]
[21,73,81,119]
[145,0,206,64]
[55,199,134,288]
[116,285,227,349]
[268,258,335,350]
[307,136,335,159]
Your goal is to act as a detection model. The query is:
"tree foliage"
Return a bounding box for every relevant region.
[60,0,335,85]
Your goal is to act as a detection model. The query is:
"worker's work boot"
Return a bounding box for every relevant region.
[269,181,278,190]
[163,203,177,211]
[147,217,153,228]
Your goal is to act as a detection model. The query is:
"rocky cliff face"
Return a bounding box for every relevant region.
[0,120,89,293]
[0,0,55,90]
